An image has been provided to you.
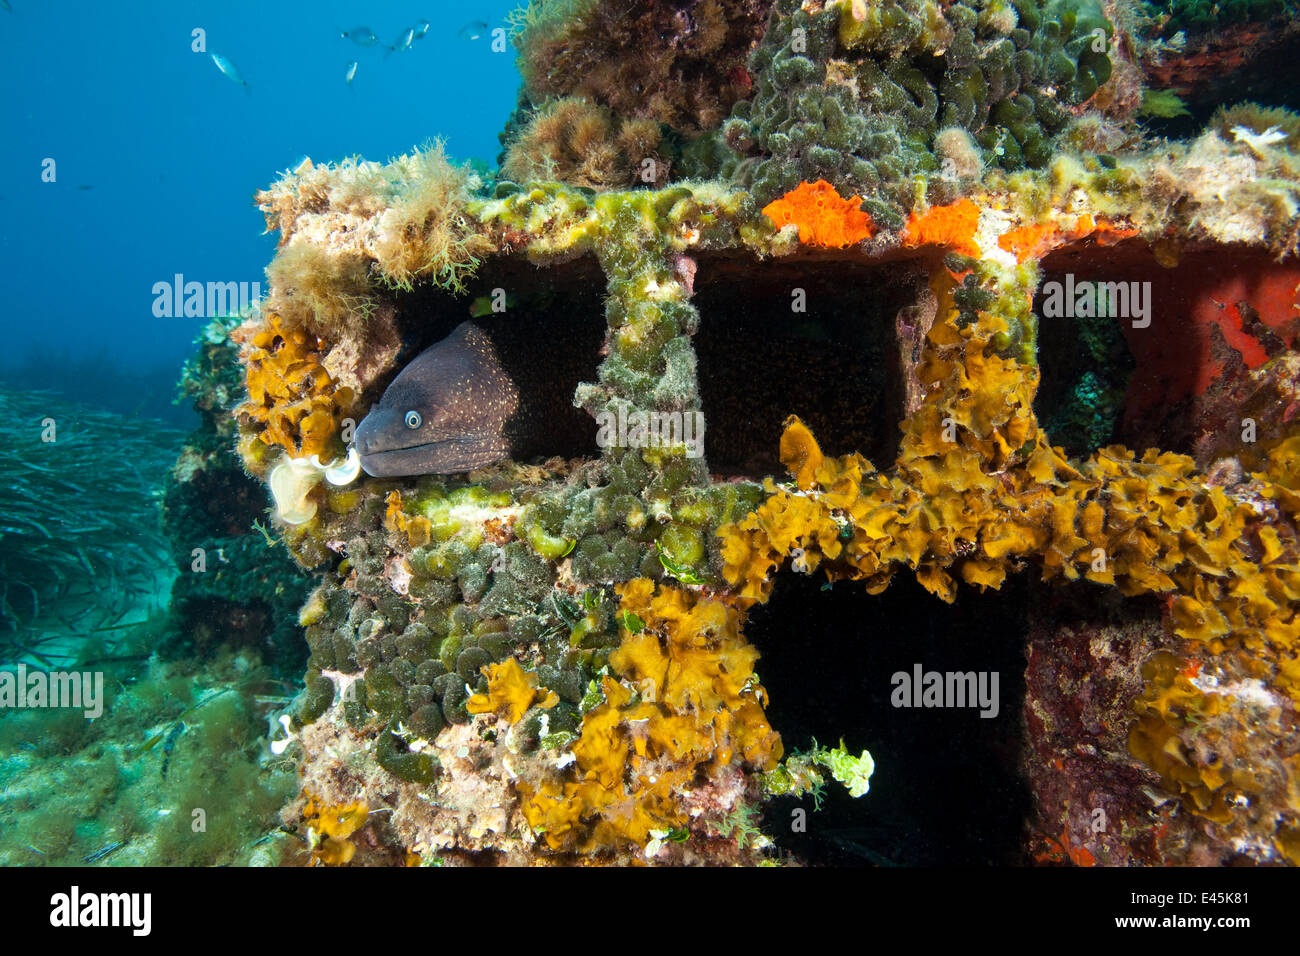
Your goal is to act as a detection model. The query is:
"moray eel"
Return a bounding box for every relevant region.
[355,317,599,477]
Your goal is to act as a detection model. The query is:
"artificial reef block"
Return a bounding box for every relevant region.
[236,15,1300,862]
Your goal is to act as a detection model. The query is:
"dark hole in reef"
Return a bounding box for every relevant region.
[692,252,919,476]
[1035,239,1300,461]
[747,572,1031,866]
[1032,250,1138,458]
[382,256,607,466]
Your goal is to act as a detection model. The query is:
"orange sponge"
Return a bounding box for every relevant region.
[902,199,981,257]
[761,179,876,247]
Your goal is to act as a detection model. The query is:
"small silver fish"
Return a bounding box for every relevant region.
[0,1,12,14]
[345,61,358,85]
[458,20,487,41]
[160,720,186,778]
[84,841,126,865]
[386,27,415,55]
[210,53,248,89]
[413,19,431,39]
[341,26,377,47]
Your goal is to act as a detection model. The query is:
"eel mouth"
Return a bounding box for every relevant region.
[357,435,510,477]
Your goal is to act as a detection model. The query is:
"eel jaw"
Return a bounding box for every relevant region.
[357,434,512,477]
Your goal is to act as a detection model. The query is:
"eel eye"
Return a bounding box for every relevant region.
[404,410,421,429]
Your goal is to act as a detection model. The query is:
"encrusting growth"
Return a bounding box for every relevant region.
[226,0,1300,866]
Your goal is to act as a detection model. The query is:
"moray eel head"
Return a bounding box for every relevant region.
[355,322,520,477]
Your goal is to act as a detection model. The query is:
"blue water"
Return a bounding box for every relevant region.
[0,0,519,423]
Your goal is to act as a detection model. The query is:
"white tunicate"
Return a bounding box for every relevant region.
[269,456,324,525]
[323,447,361,485]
